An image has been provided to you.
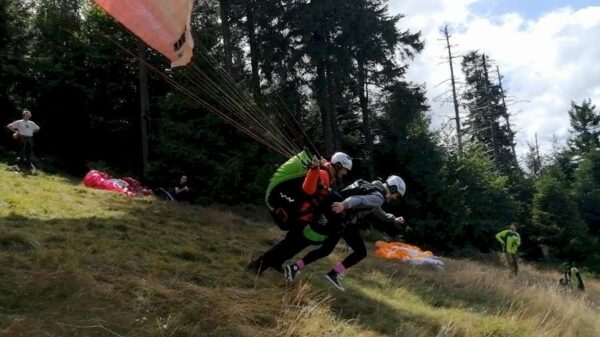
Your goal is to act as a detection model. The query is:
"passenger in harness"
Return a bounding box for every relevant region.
[284,176,407,291]
[247,152,352,275]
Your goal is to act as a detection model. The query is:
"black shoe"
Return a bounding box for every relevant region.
[325,270,345,291]
[284,264,300,281]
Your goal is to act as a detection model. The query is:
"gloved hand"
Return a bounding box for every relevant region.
[394,216,405,225]
[310,155,321,169]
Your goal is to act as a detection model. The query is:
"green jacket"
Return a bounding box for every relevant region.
[495,230,521,254]
[565,267,585,290]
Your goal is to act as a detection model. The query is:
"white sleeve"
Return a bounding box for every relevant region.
[31,121,40,132]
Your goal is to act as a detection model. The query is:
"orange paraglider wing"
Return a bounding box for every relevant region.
[93,0,195,67]
[374,241,439,261]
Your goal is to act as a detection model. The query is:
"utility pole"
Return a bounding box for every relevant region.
[482,54,499,166]
[496,65,518,167]
[535,132,541,174]
[442,25,462,154]
[138,41,150,178]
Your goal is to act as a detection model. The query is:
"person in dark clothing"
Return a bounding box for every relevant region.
[247,153,351,275]
[284,176,407,291]
[173,175,191,202]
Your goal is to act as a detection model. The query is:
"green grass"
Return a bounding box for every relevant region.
[0,164,598,336]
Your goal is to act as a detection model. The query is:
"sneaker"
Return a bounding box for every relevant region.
[284,264,300,281]
[325,270,345,291]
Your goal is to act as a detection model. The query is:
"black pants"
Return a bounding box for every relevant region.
[302,225,367,270]
[251,226,317,274]
[18,136,34,168]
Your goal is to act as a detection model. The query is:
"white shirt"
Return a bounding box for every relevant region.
[8,119,40,137]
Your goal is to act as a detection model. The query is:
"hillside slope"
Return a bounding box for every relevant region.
[0,165,598,337]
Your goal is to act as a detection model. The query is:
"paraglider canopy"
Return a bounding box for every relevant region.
[374,241,444,269]
[94,0,195,67]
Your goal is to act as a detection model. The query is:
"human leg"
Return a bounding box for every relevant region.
[506,253,518,275]
[284,232,341,281]
[325,227,366,291]
[248,227,310,275]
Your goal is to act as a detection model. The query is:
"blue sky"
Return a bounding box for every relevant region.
[471,0,598,18]
[388,0,600,159]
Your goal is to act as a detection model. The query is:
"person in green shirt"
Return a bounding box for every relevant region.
[560,264,585,291]
[495,222,521,276]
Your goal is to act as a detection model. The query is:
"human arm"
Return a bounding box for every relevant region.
[495,230,507,246]
[332,193,385,213]
[7,121,19,133]
[341,193,385,210]
[31,121,40,133]
[175,185,189,194]
[370,206,398,223]
[370,207,406,237]
[302,156,325,195]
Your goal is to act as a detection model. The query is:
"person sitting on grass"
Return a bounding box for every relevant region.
[559,263,585,291]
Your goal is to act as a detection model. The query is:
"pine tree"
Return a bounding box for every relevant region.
[568,99,600,155]
[461,51,518,175]
[532,175,589,259]
[524,134,542,176]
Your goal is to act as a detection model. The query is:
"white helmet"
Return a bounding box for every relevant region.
[386,175,406,197]
[330,152,352,171]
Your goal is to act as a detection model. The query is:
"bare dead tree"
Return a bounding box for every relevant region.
[441,25,463,154]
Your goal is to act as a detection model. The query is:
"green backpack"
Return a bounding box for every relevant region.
[265,151,312,230]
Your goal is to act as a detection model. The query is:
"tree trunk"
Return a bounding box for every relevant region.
[534,133,541,175]
[326,62,339,150]
[357,58,374,179]
[316,59,333,155]
[138,42,150,178]
[219,0,233,75]
[443,25,462,154]
[245,1,261,100]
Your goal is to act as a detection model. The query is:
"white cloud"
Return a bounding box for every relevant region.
[389,1,600,158]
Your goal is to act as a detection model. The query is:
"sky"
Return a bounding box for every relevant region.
[387,0,600,158]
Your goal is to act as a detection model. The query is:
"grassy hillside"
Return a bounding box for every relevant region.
[0,165,598,337]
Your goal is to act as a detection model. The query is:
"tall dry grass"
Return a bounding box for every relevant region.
[0,164,598,336]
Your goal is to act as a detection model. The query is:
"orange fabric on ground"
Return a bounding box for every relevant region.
[374,241,434,261]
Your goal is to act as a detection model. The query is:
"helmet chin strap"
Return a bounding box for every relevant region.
[383,183,391,196]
